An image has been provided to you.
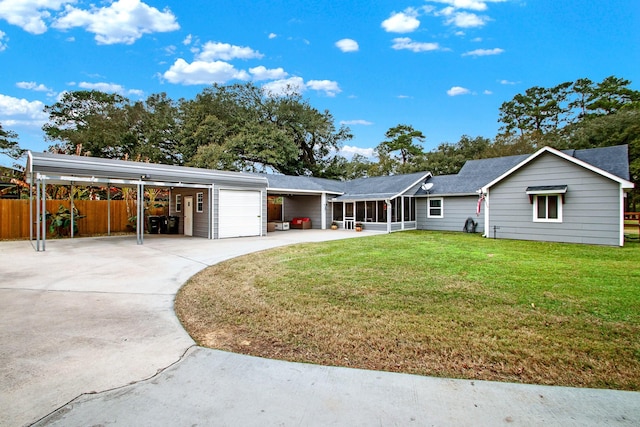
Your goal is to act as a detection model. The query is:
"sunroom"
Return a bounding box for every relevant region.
[329,172,431,233]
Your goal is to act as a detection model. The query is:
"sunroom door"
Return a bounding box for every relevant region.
[344,202,355,229]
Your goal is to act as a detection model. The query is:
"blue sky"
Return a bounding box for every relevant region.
[1,0,639,168]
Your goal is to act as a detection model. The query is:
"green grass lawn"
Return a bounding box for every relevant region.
[176,231,640,391]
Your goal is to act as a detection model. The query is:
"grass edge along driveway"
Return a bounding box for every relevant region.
[175,231,640,391]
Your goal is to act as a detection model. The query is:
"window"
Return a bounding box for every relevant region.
[534,195,562,222]
[428,198,443,218]
[196,192,204,213]
[527,185,566,223]
[175,194,182,212]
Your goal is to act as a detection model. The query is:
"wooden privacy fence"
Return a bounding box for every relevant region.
[0,199,168,240]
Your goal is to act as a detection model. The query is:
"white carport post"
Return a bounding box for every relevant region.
[107,182,111,236]
[321,193,327,229]
[137,182,144,245]
[37,175,47,251]
[35,177,41,251]
[208,184,214,239]
[70,183,74,239]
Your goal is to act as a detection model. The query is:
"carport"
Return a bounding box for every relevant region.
[26,151,268,251]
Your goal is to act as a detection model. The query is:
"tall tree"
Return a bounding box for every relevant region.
[498,76,640,137]
[0,122,24,160]
[377,124,425,165]
[417,135,493,175]
[187,83,352,176]
[587,76,640,116]
[43,90,130,158]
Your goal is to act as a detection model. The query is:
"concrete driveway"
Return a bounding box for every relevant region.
[2,231,639,426]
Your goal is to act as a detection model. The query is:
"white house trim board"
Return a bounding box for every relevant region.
[619,187,625,246]
[398,173,432,198]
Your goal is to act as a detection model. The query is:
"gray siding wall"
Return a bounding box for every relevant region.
[416,196,484,233]
[171,188,210,238]
[487,153,621,246]
[283,195,322,229]
[172,182,267,239]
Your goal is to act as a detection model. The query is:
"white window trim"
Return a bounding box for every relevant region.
[196,192,204,213]
[427,197,444,219]
[533,194,563,223]
[175,194,182,213]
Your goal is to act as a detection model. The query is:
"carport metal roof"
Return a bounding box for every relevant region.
[27,151,268,187]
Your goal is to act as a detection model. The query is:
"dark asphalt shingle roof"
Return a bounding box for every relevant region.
[333,171,430,201]
[414,145,630,196]
[563,145,630,180]
[260,174,347,193]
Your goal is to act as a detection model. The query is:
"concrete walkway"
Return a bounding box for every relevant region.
[1,232,639,426]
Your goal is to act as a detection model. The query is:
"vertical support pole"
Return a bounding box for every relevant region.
[137,183,144,245]
[41,177,47,251]
[208,185,213,239]
[321,193,327,230]
[36,179,41,251]
[29,176,33,245]
[386,199,392,234]
[70,183,75,239]
[107,183,111,236]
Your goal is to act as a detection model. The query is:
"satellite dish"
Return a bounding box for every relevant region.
[421,182,434,192]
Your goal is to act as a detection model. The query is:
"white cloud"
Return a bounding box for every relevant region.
[262,77,306,96]
[445,11,488,27]
[340,119,373,126]
[499,79,517,85]
[249,66,288,81]
[0,93,48,126]
[306,80,341,97]
[381,8,420,33]
[341,145,375,158]
[163,58,250,85]
[268,32,277,39]
[483,90,493,95]
[16,81,56,96]
[16,81,47,91]
[429,0,506,11]
[0,0,68,34]
[447,86,471,96]
[462,47,504,56]
[335,38,359,52]
[196,41,263,61]
[261,77,341,97]
[77,81,142,97]
[52,0,179,45]
[391,37,440,52]
[429,0,489,11]
[182,34,192,45]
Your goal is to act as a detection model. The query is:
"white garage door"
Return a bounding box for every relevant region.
[219,190,262,238]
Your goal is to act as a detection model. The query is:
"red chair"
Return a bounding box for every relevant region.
[290,217,312,229]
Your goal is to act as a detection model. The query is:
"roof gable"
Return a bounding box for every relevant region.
[482,146,634,191]
[334,171,430,201]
